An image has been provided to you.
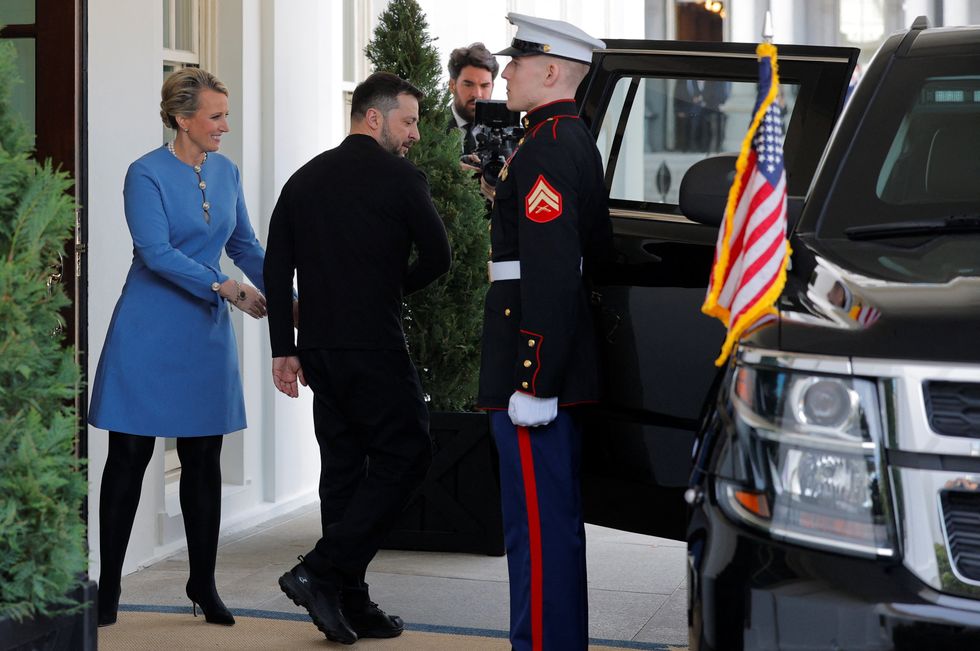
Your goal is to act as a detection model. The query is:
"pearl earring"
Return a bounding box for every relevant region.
[183,127,189,132]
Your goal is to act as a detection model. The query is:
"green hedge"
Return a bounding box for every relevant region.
[366,0,489,412]
[0,38,86,621]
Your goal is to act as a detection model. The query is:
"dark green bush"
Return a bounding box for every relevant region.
[366,0,489,411]
[0,38,85,621]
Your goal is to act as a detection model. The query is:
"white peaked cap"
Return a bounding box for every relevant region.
[495,13,606,64]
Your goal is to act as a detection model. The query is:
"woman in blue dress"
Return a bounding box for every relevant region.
[89,68,269,628]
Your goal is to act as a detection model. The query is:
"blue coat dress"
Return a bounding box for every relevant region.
[89,146,266,437]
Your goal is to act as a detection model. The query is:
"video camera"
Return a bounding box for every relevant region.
[470,99,524,186]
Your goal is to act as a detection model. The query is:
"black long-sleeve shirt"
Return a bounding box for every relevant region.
[264,134,451,357]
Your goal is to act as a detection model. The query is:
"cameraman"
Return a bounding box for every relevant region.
[447,42,498,161]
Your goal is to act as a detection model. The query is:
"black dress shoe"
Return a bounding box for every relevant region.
[186,582,236,626]
[279,561,357,644]
[345,600,404,639]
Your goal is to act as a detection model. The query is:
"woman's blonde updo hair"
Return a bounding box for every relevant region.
[159,68,228,130]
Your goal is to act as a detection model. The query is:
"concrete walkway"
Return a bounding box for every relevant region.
[116,503,688,648]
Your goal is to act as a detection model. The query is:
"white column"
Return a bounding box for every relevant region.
[770,0,795,43]
[729,0,759,43]
[903,0,932,25]
[86,0,170,576]
[258,0,334,504]
[943,0,970,26]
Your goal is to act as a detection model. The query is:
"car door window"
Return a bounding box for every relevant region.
[598,75,799,208]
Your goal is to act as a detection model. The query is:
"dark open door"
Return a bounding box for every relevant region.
[577,40,858,540]
[0,0,86,459]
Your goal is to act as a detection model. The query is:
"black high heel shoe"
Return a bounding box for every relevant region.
[185,582,235,626]
[97,583,120,627]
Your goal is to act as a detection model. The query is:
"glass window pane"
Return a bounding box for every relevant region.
[163,0,171,48]
[8,39,35,143]
[876,75,980,204]
[174,0,194,52]
[600,75,798,206]
[0,0,35,26]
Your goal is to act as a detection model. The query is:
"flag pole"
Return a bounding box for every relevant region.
[701,2,791,366]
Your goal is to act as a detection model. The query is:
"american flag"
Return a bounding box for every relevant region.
[702,43,791,366]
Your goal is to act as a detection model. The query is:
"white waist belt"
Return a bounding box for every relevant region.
[488,260,522,282]
[488,259,583,282]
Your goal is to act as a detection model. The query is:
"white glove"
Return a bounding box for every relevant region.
[508,392,558,427]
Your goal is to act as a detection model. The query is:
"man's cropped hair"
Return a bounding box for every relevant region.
[351,72,424,120]
[448,42,500,80]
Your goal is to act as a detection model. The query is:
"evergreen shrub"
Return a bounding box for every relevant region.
[0,38,86,621]
[366,0,489,411]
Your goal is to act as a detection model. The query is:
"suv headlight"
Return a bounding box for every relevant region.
[718,363,895,557]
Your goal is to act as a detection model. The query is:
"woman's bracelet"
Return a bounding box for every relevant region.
[233,280,247,304]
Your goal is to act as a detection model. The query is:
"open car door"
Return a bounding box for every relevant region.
[577,39,858,539]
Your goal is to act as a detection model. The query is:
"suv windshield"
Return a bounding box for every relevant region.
[813,55,980,283]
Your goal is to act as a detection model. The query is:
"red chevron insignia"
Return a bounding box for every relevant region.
[524,175,562,223]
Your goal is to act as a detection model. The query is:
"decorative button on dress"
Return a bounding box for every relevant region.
[89,146,266,437]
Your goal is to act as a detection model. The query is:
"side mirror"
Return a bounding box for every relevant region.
[679,154,737,228]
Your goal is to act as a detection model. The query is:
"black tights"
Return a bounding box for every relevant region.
[98,431,224,613]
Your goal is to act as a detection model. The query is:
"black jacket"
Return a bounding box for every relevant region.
[264,134,451,357]
[477,99,612,409]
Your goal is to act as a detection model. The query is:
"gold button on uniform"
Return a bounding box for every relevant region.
[199,181,207,190]
[527,339,536,347]
[523,360,532,368]
[521,382,529,389]
[202,201,211,211]
[504,308,511,316]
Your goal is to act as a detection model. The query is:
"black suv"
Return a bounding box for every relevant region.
[580,17,980,650]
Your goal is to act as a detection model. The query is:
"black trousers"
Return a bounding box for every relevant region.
[298,348,432,584]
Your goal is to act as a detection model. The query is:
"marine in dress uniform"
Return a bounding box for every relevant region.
[477,14,612,651]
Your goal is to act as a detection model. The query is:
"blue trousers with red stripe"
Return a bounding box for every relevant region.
[491,410,588,651]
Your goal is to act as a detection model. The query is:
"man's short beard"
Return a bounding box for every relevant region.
[454,95,475,123]
[379,120,404,157]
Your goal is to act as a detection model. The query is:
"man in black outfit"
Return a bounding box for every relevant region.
[263,72,451,645]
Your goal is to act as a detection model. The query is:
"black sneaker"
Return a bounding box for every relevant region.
[278,558,357,644]
[345,598,404,639]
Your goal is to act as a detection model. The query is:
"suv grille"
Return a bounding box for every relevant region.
[924,381,980,438]
[941,490,980,583]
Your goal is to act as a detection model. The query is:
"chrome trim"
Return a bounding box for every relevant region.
[610,207,694,224]
[892,466,980,597]
[737,345,852,375]
[937,487,980,588]
[852,357,980,457]
[599,49,853,64]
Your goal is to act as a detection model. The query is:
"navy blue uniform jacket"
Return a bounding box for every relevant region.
[477,99,612,409]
